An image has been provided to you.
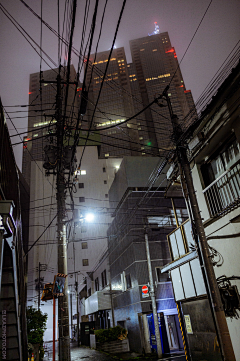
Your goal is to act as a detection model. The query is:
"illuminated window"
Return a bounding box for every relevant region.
[105,153,109,158]
[80,170,86,175]
[140,49,145,51]
[82,259,89,266]
[139,137,143,140]
[152,49,157,52]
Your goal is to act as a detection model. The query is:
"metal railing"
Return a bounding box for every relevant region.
[203,159,240,217]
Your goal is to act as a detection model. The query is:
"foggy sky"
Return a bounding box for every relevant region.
[0,0,239,169]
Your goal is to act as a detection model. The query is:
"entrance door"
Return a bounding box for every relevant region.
[165,315,181,350]
[80,321,95,346]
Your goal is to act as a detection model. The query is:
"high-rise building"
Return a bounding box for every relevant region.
[129,31,195,152]
[85,48,141,158]
[84,32,195,158]
[22,65,80,185]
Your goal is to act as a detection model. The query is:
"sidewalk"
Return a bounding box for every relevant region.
[43,342,186,361]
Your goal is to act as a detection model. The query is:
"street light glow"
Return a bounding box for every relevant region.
[85,213,94,222]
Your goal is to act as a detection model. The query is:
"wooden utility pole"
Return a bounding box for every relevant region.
[163,88,235,361]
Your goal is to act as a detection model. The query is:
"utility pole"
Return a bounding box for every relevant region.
[37,262,46,310]
[56,73,71,361]
[162,87,235,361]
[144,228,162,359]
[38,262,41,310]
[73,243,80,346]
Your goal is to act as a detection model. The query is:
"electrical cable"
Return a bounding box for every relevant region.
[25,213,58,256]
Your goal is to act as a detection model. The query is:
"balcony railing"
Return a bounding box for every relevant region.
[203,160,240,217]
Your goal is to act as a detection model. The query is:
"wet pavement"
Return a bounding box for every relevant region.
[43,342,186,361]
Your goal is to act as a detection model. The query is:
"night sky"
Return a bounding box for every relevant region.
[0,0,239,169]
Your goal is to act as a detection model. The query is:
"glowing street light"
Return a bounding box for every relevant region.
[84,213,94,222]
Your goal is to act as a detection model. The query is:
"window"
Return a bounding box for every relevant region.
[105,154,109,158]
[104,180,107,184]
[78,183,84,189]
[105,194,108,198]
[88,288,91,297]
[101,269,107,288]
[95,277,99,291]
[82,259,89,266]
[81,226,87,233]
[82,242,88,249]
[103,167,106,172]
[79,197,85,202]
[80,170,86,175]
[125,274,132,289]
[201,135,240,217]
[156,268,171,283]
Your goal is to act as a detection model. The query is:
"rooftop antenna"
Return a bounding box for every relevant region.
[148,22,160,36]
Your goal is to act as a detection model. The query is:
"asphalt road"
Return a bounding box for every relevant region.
[43,343,186,361]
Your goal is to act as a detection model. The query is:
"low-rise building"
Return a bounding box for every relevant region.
[162,61,240,360]
[107,157,187,355]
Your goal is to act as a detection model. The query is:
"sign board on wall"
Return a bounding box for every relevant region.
[184,314,193,334]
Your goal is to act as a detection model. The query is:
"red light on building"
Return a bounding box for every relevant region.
[184,90,191,93]
[174,53,177,58]
[165,47,175,53]
[179,85,184,88]
[77,87,82,92]
[28,92,32,95]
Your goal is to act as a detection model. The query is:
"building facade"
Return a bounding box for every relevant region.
[106,157,187,355]
[129,32,195,153]
[162,61,240,360]
[22,65,80,186]
[85,47,140,158]
[0,99,28,360]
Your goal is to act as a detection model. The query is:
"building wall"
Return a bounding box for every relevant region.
[185,62,240,360]
[130,32,195,152]
[86,48,140,158]
[26,146,122,340]
[108,175,186,353]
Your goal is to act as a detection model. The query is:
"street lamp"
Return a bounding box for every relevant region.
[84,213,94,223]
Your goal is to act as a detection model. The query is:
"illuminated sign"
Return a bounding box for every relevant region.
[53,273,67,296]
